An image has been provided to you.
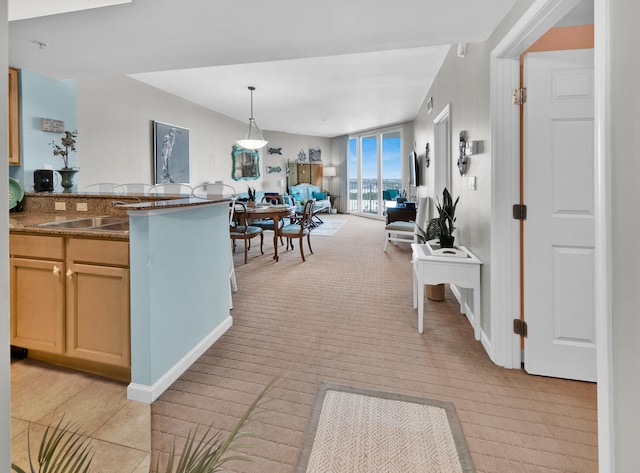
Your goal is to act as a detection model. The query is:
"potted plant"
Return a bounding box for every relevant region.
[416,188,460,249]
[50,130,79,192]
[247,186,256,207]
[435,187,459,248]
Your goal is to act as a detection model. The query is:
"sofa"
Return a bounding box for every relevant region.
[288,183,332,225]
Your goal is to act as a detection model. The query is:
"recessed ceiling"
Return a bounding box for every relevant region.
[9,0,521,137]
[8,0,131,21]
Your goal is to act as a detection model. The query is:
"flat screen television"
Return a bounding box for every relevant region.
[409,150,419,186]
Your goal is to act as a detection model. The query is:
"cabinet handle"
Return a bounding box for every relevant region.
[66,269,74,279]
[52,265,61,277]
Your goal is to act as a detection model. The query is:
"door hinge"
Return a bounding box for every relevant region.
[512,204,527,220]
[512,87,527,105]
[513,319,528,337]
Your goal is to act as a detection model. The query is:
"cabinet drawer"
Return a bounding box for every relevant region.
[67,238,129,266]
[10,234,64,259]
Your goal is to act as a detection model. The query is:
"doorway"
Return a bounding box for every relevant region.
[347,129,402,217]
[489,0,609,469]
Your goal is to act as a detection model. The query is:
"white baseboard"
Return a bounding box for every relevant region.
[449,284,492,357]
[127,316,233,404]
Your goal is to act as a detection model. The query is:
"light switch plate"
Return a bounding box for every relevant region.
[469,176,477,190]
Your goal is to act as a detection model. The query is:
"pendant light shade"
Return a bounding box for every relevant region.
[236,86,268,150]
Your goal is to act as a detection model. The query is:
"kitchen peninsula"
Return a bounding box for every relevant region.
[9,192,232,404]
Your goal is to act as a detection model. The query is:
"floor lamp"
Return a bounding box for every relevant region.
[324,166,337,212]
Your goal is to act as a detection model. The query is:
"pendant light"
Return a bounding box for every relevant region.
[236,86,268,150]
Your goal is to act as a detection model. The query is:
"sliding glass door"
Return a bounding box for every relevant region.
[348,129,402,217]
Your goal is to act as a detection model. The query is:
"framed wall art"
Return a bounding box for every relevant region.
[153,120,190,184]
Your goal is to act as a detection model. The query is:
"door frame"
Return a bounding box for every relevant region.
[433,104,452,196]
[489,0,612,470]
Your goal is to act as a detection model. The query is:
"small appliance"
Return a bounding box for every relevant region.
[34,169,54,192]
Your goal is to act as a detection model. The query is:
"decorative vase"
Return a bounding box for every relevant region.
[57,168,78,193]
[439,235,455,248]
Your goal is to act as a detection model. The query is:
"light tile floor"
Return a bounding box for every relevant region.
[11,358,150,473]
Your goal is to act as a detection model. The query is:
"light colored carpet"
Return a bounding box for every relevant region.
[310,219,346,236]
[296,383,475,473]
[151,214,598,473]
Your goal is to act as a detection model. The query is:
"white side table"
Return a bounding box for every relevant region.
[411,242,483,338]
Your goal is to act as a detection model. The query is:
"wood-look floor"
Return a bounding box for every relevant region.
[151,214,598,473]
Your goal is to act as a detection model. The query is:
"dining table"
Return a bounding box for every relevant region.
[245,204,295,261]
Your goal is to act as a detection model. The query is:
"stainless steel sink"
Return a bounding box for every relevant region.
[95,221,130,232]
[38,216,129,231]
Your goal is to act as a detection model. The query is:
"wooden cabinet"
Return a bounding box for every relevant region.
[10,234,131,379]
[8,67,20,166]
[66,239,130,367]
[287,162,323,187]
[385,206,417,224]
[10,235,65,353]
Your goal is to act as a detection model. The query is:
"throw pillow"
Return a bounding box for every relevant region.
[312,191,326,200]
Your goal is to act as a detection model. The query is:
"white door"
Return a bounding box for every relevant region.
[523,49,596,381]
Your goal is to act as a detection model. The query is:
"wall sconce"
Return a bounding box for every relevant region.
[458,131,480,176]
[458,131,468,175]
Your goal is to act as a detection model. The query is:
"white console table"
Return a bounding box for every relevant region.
[411,242,483,338]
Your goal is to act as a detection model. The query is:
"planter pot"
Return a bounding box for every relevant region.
[426,284,445,301]
[57,168,78,193]
[439,235,455,248]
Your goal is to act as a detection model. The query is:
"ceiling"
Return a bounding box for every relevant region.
[8,0,526,137]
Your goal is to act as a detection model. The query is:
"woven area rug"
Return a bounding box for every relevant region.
[296,383,475,473]
[310,219,347,236]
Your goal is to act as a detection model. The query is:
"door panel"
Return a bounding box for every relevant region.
[523,49,596,381]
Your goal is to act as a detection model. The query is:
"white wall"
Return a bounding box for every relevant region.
[611,0,640,468]
[261,130,332,194]
[412,42,493,334]
[76,76,326,192]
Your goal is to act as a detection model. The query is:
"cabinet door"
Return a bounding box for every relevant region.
[65,262,130,367]
[10,257,65,353]
[8,67,20,166]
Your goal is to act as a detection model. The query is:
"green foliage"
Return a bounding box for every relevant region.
[49,130,78,170]
[11,418,93,473]
[153,378,275,473]
[435,188,459,238]
[12,378,277,473]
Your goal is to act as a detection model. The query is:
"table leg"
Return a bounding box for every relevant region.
[418,272,424,334]
[273,215,280,261]
[473,285,481,341]
[412,259,418,309]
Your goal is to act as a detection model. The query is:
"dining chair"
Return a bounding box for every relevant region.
[229,202,264,264]
[149,183,193,195]
[119,183,153,195]
[384,196,429,251]
[192,182,237,198]
[281,199,315,262]
[81,182,122,194]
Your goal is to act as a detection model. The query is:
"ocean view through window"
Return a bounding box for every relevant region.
[348,130,402,216]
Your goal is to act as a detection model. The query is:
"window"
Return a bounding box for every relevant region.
[348,129,402,217]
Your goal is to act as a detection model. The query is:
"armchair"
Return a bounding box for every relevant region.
[383,196,429,251]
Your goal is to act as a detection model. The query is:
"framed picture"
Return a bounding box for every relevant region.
[232,145,260,181]
[309,148,321,162]
[153,121,190,184]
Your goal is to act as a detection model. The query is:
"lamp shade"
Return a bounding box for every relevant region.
[236,86,268,150]
[324,166,337,177]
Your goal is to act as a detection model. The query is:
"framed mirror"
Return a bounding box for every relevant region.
[232,145,260,181]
